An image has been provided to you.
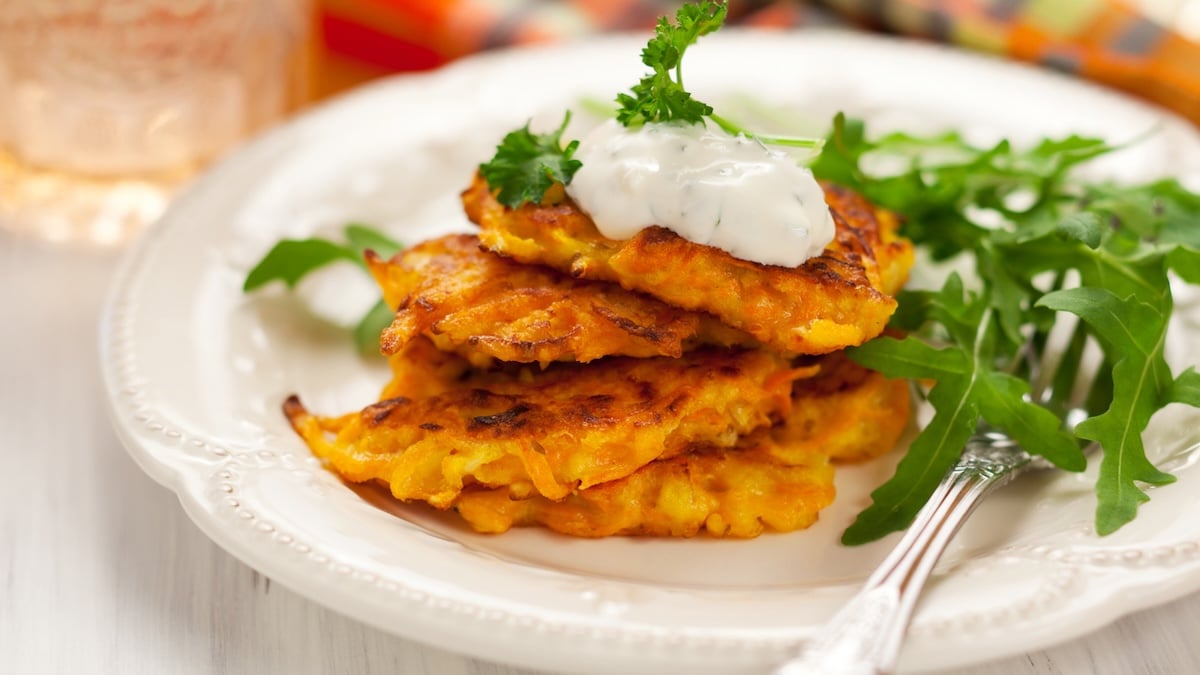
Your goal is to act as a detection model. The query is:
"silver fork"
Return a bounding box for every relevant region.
[773,344,1095,675]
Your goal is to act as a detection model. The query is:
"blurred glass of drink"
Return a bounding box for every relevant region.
[0,0,311,246]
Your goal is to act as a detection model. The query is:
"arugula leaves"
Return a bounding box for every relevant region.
[246,0,1198,546]
[243,223,403,354]
[814,113,1200,544]
[478,112,582,209]
[1038,288,1176,534]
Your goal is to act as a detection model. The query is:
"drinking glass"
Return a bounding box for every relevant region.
[0,0,311,245]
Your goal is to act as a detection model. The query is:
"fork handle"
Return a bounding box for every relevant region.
[774,460,1023,675]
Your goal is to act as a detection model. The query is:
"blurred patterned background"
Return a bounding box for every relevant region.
[311,0,1200,128]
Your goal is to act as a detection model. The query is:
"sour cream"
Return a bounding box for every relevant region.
[565,119,834,267]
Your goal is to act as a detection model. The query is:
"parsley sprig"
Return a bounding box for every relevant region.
[479,1,821,208]
[615,0,822,150]
[478,111,582,209]
[615,0,727,127]
[812,113,1200,544]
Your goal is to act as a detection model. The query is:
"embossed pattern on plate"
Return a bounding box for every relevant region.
[100,32,1200,675]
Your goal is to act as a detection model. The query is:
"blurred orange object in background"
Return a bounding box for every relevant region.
[310,0,808,97]
[310,0,1200,127]
[312,0,444,98]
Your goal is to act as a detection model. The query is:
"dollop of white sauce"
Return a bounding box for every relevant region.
[565,119,835,267]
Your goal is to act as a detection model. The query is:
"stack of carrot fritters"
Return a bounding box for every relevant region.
[284,176,914,538]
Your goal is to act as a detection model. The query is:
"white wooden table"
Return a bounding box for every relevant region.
[3,229,1199,675]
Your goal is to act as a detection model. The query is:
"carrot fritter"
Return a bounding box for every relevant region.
[783,351,911,463]
[451,356,909,537]
[453,435,835,538]
[373,339,911,464]
[283,339,909,538]
[463,175,914,355]
[366,234,755,367]
[284,340,808,508]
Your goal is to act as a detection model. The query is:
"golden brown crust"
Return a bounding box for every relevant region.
[463,175,914,355]
[367,234,755,367]
[451,354,910,537]
[281,175,915,539]
[453,435,835,538]
[284,339,807,509]
[782,350,912,463]
[284,341,910,537]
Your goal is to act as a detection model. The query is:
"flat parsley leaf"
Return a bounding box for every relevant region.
[243,239,360,292]
[344,223,403,259]
[243,223,404,355]
[354,299,397,356]
[479,111,582,209]
[815,114,1200,544]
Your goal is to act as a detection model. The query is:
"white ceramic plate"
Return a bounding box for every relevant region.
[101,31,1200,674]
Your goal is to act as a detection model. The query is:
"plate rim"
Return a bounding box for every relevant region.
[100,29,1200,675]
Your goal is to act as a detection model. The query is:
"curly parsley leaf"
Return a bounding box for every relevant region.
[479,111,582,209]
[483,1,817,207]
[243,223,404,355]
[615,0,726,128]
[816,114,1200,544]
[610,1,823,150]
